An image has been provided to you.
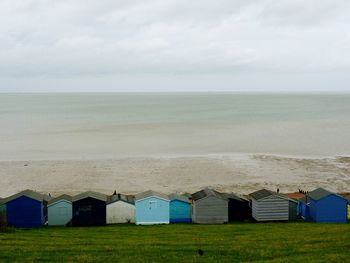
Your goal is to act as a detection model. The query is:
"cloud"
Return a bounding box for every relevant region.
[0,0,350,91]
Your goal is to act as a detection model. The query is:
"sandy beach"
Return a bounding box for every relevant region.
[1,154,349,197]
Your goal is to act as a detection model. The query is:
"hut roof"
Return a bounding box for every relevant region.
[284,192,305,200]
[307,188,345,201]
[135,190,169,201]
[169,194,190,203]
[218,192,248,202]
[72,191,108,202]
[48,194,72,206]
[192,188,217,201]
[2,189,50,203]
[191,188,241,202]
[250,189,297,203]
[107,193,135,205]
[250,189,273,200]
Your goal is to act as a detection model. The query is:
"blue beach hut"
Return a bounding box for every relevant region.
[298,188,347,223]
[4,189,50,228]
[48,194,73,226]
[135,190,170,225]
[169,194,191,223]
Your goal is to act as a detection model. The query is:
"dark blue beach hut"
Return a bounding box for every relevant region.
[298,188,348,223]
[169,194,191,223]
[72,191,107,226]
[3,189,50,228]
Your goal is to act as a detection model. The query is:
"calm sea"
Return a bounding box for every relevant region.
[1,93,350,160]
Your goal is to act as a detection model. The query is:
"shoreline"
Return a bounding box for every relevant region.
[1,153,349,197]
[1,151,350,163]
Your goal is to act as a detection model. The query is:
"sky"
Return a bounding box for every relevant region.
[1,0,350,92]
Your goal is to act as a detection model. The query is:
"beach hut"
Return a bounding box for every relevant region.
[72,191,107,226]
[3,189,50,228]
[192,188,229,224]
[0,198,6,225]
[48,194,72,226]
[285,192,305,220]
[106,193,135,224]
[298,188,347,223]
[135,190,170,225]
[225,193,251,222]
[169,194,191,223]
[250,189,297,222]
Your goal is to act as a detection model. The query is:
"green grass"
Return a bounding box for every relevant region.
[0,223,349,262]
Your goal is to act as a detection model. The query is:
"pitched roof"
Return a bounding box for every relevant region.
[2,189,50,203]
[107,193,135,205]
[191,188,240,201]
[48,194,72,206]
[308,188,345,201]
[135,190,169,201]
[169,194,190,203]
[218,192,248,202]
[191,188,218,201]
[72,191,107,202]
[250,189,274,200]
[250,189,297,203]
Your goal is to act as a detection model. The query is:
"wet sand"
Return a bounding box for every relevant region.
[0,154,349,197]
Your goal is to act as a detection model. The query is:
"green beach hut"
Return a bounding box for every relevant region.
[0,198,6,225]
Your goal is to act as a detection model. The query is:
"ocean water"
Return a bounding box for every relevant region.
[1,93,350,160]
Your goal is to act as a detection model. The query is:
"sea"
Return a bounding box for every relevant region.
[1,93,350,161]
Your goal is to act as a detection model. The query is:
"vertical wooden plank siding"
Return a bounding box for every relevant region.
[170,200,191,223]
[48,201,72,226]
[193,196,228,224]
[288,201,298,221]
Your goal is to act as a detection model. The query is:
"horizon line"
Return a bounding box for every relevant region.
[1,90,350,95]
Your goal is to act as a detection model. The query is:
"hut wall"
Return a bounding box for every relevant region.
[72,197,106,226]
[312,194,347,223]
[6,196,44,227]
[170,200,191,223]
[0,203,6,224]
[135,197,169,225]
[193,196,228,224]
[107,201,135,224]
[288,201,298,221]
[252,196,289,221]
[48,201,72,226]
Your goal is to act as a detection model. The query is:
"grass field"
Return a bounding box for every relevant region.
[0,223,349,262]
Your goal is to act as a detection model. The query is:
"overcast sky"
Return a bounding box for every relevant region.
[1,0,350,92]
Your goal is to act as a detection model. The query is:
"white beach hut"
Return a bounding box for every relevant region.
[106,193,135,224]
